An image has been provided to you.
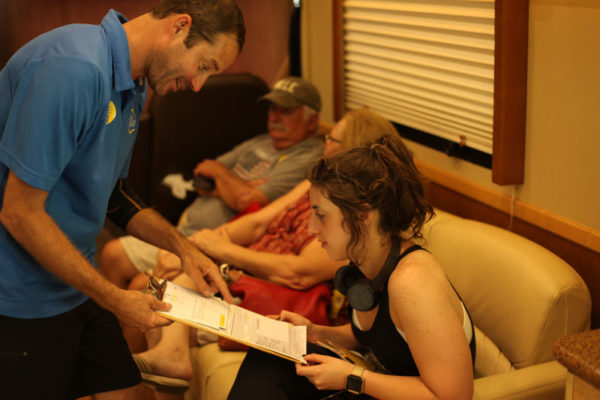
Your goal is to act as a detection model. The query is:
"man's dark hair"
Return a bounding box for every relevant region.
[151,0,245,52]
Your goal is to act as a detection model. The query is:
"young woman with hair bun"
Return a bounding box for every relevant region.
[228,134,475,400]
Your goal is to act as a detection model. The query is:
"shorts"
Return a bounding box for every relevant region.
[0,299,141,399]
[120,235,160,272]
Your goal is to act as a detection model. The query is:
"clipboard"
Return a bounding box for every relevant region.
[143,277,307,364]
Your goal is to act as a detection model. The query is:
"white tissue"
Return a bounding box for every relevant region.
[162,173,195,199]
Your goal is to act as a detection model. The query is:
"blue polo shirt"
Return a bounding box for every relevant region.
[0,10,146,318]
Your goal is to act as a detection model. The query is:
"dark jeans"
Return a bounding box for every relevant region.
[228,343,370,400]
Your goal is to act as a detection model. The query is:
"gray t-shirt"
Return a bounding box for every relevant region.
[180,134,323,234]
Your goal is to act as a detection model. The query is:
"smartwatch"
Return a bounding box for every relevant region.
[345,365,365,395]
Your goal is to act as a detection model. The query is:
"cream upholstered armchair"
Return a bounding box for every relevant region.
[184,210,592,400]
[421,210,591,400]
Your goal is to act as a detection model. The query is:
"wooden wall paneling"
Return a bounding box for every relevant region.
[1,0,157,66]
[332,0,345,121]
[492,0,529,184]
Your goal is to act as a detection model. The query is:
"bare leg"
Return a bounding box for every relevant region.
[118,273,152,353]
[101,239,141,289]
[134,274,197,381]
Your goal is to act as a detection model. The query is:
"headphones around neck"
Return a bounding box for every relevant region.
[334,237,401,311]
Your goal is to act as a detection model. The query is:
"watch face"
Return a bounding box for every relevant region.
[346,374,363,394]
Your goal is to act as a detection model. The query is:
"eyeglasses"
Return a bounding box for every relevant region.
[323,134,342,144]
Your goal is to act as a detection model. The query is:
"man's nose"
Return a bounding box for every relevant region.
[191,75,208,92]
[268,110,281,122]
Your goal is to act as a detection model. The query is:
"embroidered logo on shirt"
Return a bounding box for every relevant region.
[106,101,116,125]
[128,108,137,134]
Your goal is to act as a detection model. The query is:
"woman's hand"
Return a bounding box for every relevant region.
[153,249,183,281]
[295,354,354,391]
[278,310,322,343]
[189,228,228,259]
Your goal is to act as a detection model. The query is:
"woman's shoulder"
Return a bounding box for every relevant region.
[388,245,446,298]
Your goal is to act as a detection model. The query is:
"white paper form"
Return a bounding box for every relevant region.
[161,282,228,330]
[228,306,307,362]
[157,281,307,363]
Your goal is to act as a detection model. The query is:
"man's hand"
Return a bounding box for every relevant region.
[178,244,233,303]
[193,160,227,196]
[112,289,173,332]
[193,159,228,179]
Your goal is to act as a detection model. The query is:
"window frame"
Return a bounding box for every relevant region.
[333,0,529,185]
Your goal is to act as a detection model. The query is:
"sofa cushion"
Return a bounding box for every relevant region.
[473,326,514,378]
[186,343,246,400]
[421,210,591,369]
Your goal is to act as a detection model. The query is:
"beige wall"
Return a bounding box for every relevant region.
[301,0,334,127]
[302,0,600,232]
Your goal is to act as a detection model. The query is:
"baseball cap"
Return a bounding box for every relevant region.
[260,76,321,112]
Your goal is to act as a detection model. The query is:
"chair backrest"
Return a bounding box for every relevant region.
[129,73,269,223]
[420,210,591,376]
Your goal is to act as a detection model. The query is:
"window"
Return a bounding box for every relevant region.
[333,0,529,184]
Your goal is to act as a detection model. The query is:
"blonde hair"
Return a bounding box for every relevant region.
[341,108,398,150]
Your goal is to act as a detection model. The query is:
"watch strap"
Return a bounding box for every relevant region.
[346,365,365,394]
[351,365,364,377]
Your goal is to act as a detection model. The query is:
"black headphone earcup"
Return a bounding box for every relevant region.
[347,282,380,311]
[334,264,362,295]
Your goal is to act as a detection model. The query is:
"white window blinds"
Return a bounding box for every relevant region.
[342,0,495,154]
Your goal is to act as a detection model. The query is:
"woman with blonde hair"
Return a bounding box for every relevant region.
[333,107,398,151]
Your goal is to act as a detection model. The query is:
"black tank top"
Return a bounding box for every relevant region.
[350,245,476,376]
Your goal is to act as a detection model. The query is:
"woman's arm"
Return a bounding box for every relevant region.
[215,180,311,246]
[296,254,473,400]
[189,231,344,289]
[370,253,474,400]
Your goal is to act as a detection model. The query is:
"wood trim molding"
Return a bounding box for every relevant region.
[332,0,345,121]
[319,121,334,133]
[415,158,600,254]
[492,0,529,185]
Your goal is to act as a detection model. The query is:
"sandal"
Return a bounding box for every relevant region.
[132,354,190,394]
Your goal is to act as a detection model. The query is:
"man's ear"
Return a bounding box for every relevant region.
[173,14,192,35]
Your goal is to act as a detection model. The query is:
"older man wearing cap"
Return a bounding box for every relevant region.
[102,76,324,288]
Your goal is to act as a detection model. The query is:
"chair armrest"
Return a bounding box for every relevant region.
[474,361,567,400]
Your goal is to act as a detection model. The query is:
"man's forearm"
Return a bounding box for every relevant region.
[213,169,269,211]
[0,206,120,311]
[125,207,196,257]
[125,207,232,300]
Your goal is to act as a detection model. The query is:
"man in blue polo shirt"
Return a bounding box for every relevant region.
[0,0,244,398]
